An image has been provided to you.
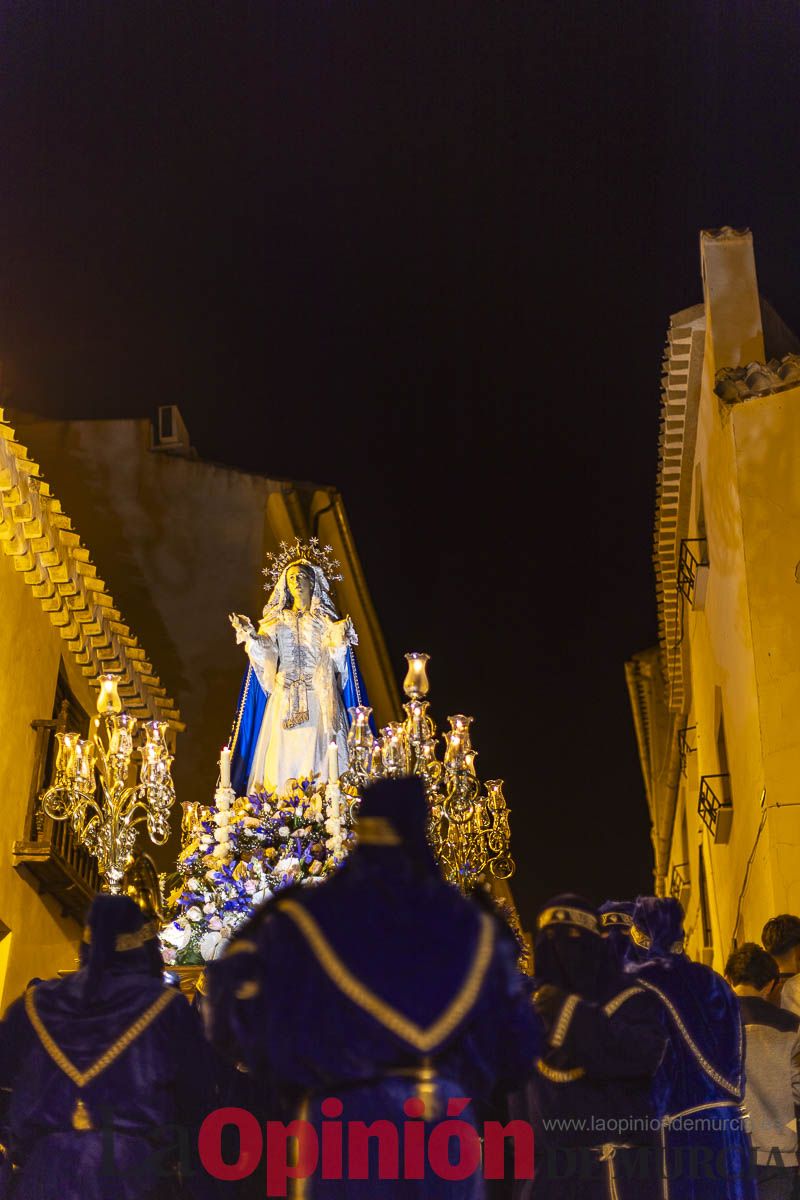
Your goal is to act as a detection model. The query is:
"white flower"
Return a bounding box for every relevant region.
[161,921,192,950]
[324,817,341,836]
[199,931,224,961]
[187,876,200,890]
[215,829,231,843]
[278,825,290,837]
[252,888,273,906]
[203,902,216,914]
[274,856,300,875]
[185,906,202,922]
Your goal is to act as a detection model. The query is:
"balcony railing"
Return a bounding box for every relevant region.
[697,774,733,844]
[12,716,99,923]
[670,862,691,905]
[678,539,709,606]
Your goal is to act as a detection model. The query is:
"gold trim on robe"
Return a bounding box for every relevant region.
[279,900,495,1053]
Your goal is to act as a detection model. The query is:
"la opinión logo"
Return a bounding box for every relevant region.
[198,1098,534,1195]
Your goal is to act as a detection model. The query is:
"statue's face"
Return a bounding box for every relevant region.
[286,564,314,608]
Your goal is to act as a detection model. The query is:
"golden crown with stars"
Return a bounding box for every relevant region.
[262,537,343,592]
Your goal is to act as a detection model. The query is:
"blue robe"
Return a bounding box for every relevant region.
[627,957,757,1200]
[520,983,667,1199]
[229,643,375,796]
[208,851,540,1197]
[0,969,219,1200]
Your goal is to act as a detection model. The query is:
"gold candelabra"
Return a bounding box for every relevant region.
[342,653,515,892]
[40,674,176,893]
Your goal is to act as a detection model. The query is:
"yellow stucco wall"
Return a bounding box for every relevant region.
[733,387,800,925]
[645,232,800,971]
[666,372,800,970]
[0,555,81,1008]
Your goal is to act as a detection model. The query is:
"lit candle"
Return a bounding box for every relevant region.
[403,652,430,699]
[220,745,232,789]
[327,740,339,784]
[96,674,123,715]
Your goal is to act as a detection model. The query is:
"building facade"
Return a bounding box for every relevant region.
[627,228,800,971]
[8,408,400,872]
[0,408,181,1006]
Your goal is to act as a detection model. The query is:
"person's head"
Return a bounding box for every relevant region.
[285,562,315,609]
[762,915,800,972]
[725,943,780,999]
[534,894,612,997]
[80,893,163,996]
[628,896,685,964]
[355,776,438,878]
[598,899,635,968]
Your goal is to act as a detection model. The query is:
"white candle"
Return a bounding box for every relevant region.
[327,740,339,784]
[220,745,232,789]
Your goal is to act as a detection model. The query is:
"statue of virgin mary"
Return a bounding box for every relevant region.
[227,539,374,795]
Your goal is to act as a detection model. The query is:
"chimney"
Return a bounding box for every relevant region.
[700,227,765,375]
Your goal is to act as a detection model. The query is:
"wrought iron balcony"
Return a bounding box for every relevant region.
[13,713,99,924]
[670,862,691,906]
[697,774,732,844]
[678,539,709,607]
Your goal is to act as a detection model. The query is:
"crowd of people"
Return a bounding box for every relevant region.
[0,777,799,1200]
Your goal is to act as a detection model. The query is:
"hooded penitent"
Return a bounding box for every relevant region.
[0,894,218,1200]
[208,776,539,1198]
[598,898,636,969]
[525,894,668,1198]
[625,895,755,1200]
[534,893,616,1001]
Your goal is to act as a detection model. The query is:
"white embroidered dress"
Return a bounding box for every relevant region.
[243,605,354,793]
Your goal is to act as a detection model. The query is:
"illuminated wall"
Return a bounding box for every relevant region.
[629,229,800,970]
[0,552,81,1004]
[0,412,181,1008]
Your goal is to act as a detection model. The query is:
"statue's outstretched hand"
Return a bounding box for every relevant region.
[229,613,255,645]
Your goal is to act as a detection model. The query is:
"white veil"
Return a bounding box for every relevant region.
[261,560,341,624]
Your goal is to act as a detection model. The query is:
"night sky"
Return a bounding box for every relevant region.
[2,3,800,928]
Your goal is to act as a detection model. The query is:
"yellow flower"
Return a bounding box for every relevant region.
[232,861,250,881]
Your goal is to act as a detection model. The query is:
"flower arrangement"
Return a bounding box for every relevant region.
[160,777,354,965]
